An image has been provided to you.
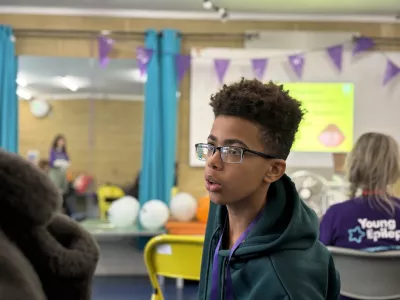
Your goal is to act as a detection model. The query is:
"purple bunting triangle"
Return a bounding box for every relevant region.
[136,47,153,77]
[214,59,230,84]
[383,59,400,85]
[352,37,375,56]
[176,55,191,82]
[327,44,343,71]
[251,58,268,80]
[98,36,114,67]
[288,54,305,79]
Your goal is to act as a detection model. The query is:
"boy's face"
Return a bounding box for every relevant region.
[205,116,286,205]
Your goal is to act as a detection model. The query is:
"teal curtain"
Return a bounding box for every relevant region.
[139,30,163,205]
[139,29,181,206]
[137,29,180,248]
[160,29,180,204]
[0,25,18,153]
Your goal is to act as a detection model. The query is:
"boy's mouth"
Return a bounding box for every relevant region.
[205,175,222,192]
[206,179,222,192]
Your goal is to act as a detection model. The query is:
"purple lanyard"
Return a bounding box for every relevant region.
[210,211,263,300]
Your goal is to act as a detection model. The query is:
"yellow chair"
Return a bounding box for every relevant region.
[96,184,125,220]
[144,234,205,300]
[171,186,178,198]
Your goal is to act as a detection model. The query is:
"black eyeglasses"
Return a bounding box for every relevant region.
[195,143,279,164]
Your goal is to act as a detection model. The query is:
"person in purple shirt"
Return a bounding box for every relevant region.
[48,134,72,215]
[49,134,70,168]
[320,132,400,300]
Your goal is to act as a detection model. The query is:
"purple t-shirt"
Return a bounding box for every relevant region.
[320,197,400,300]
[49,149,69,168]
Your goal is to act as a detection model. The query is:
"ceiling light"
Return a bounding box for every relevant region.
[217,7,229,22]
[17,87,32,100]
[201,0,228,22]
[61,76,79,92]
[203,0,212,9]
[16,76,27,87]
[221,11,229,22]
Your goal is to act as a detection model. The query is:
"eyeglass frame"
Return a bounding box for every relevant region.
[195,143,280,164]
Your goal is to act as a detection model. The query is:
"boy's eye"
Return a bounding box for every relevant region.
[225,147,241,156]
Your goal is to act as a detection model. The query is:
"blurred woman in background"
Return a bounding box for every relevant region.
[48,134,72,215]
[49,134,70,169]
[320,132,400,300]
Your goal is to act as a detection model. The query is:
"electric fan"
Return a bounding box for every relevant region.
[326,174,350,207]
[290,170,329,217]
[290,171,349,217]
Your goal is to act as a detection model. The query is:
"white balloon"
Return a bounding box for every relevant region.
[139,199,170,230]
[170,192,198,222]
[108,196,140,228]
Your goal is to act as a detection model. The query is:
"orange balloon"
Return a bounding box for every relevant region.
[196,195,210,223]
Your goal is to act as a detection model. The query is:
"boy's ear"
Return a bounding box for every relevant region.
[263,159,286,183]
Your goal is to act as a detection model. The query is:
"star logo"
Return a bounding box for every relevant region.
[348,226,366,244]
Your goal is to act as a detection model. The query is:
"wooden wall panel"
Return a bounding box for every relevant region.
[92,100,143,186]
[19,100,90,172]
[19,99,143,186]
[5,13,400,198]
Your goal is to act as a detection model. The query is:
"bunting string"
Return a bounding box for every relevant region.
[97,35,400,87]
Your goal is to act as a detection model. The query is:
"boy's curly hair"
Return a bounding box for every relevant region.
[210,78,305,159]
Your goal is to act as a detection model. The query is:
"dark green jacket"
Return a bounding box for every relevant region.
[198,174,340,300]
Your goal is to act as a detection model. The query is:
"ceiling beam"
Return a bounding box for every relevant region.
[12,28,400,45]
[1,6,399,24]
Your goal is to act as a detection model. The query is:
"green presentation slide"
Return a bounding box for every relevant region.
[282,83,354,153]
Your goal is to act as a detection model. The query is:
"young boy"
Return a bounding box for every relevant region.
[196,79,340,300]
[38,159,50,174]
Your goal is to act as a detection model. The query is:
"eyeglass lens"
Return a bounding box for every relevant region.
[196,144,243,163]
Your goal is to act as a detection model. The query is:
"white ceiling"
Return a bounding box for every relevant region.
[18,56,145,101]
[1,0,399,17]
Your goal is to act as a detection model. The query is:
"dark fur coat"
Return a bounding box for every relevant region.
[0,150,100,300]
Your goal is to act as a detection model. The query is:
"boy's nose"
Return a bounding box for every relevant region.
[207,149,223,171]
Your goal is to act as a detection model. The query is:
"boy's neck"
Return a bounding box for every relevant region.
[225,187,268,249]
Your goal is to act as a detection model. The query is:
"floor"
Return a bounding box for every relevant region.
[94,239,149,276]
[92,276,199,300]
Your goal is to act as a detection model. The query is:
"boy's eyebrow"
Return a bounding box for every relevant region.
[207,134,249,148]
[224,139,249,148]
[207,134,217,141]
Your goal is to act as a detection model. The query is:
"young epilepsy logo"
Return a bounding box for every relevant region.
[348,218,400,244]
